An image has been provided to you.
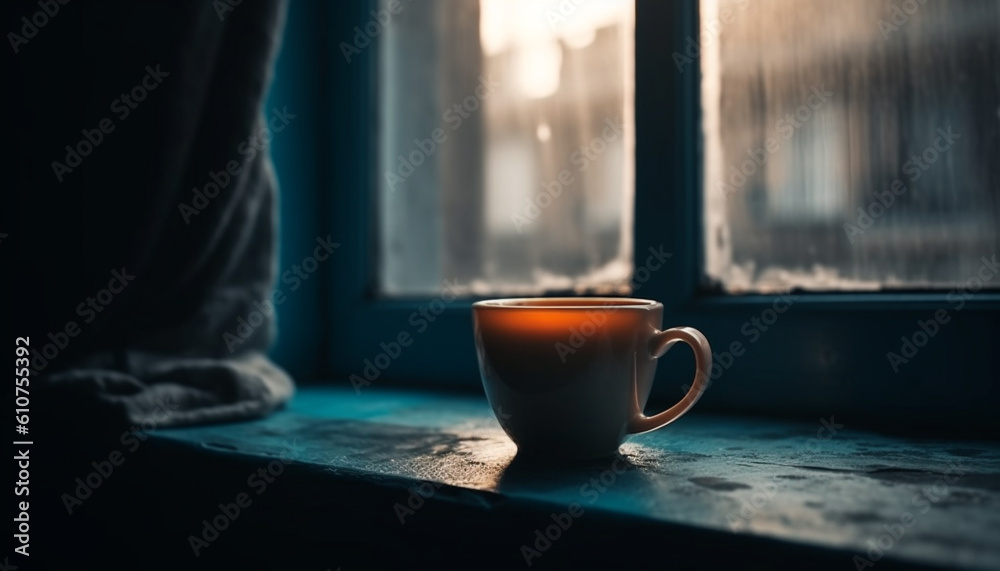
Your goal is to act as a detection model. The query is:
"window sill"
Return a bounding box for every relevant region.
[138,385,1000,569]
[74,385,1000,569]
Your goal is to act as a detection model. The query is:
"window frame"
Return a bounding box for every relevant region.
[313,0,1000,425]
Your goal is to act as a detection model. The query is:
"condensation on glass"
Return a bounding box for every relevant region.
[702,0,1000,293]
[379,0,634,296]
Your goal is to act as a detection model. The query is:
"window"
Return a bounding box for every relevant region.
[320,1,999,421]
[701,0,1000,293]
[378,0,635,296]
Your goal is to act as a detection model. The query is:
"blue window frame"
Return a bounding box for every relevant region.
[274,0,999,429]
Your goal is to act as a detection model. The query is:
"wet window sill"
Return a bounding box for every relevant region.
[145,385,1000,570]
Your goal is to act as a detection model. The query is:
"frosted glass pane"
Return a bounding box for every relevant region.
[702,0,1000,293]
[379,0,634,296]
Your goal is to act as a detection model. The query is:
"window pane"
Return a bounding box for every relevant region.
[379,0,634,296]
[702,0,1000,293]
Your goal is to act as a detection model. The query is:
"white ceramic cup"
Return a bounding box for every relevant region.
[472,297,712,459]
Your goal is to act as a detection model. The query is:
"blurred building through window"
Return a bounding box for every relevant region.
[379,0,634,296]
[702,0,1000,292]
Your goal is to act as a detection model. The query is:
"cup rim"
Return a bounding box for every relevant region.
[472,297,661,309]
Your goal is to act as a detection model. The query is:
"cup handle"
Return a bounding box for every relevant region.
[627,326,712,434]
